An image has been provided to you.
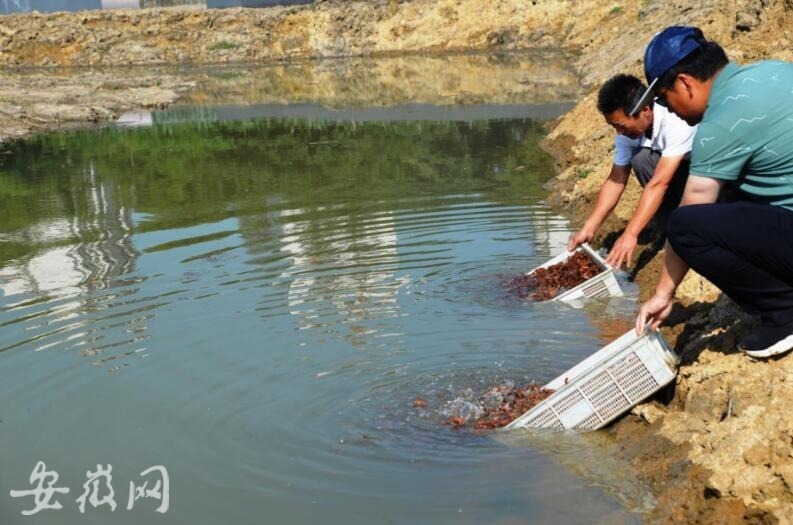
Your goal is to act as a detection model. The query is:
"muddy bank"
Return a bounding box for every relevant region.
[0,69,197,142]
[0,0,674,68]
[543,0,793,522]
[6,0,786,82]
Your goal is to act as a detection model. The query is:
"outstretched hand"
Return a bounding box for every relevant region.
[636,292,674,335]
[567,227,594,252]
[605,232,638,270]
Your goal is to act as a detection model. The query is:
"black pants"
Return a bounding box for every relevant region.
[668,201,793,326]
[630,148,690,232]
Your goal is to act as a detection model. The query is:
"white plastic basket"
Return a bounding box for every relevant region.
[529,243,622,304]
[506,329,679,431]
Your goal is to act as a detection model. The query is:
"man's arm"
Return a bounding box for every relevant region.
[636,175,724,333]
[680,174,723,206]
[568,164,631,251]
[606,154,685,268]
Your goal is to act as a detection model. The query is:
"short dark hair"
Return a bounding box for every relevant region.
[597,74,647,116]
[655,28,729,90]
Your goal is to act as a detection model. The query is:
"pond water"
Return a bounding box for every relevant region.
[0,94,644,522]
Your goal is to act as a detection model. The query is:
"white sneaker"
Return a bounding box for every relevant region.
[739,322,793,358]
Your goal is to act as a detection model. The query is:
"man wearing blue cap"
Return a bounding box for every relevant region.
[635,26,793,358]
[568,74,695,269]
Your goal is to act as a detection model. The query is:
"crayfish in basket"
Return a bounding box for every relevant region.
[506,251,601,301]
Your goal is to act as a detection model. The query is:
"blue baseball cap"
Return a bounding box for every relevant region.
[630,26,702,116]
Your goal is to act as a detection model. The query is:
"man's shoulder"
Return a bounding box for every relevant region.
[715,60,793,96]
[736,60,793,77]
[705,60,793,128]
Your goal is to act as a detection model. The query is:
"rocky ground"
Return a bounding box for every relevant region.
[3,0,793,522]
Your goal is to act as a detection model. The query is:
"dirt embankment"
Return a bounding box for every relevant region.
[0,0,737,144]
[4,0,793,522]
[0,0,666,68]
[0,0,610,143]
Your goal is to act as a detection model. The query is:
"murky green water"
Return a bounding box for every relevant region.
[0,105,643,523]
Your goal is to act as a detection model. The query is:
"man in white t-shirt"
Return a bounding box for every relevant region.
[568,74,697,269]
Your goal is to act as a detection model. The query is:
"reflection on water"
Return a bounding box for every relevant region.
[0,113,643,524]
[278,207,407,340]
[0,162,136,296]
[179,51,582,109]
[0,159,145,363]
[114,51,581,128]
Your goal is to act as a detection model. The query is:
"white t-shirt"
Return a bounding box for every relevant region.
[613,102,697,166]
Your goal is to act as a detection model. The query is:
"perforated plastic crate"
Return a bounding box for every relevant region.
[506,329,678,431]
[529,243,622,305]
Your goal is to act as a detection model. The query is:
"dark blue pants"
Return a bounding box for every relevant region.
[668,201,793,326]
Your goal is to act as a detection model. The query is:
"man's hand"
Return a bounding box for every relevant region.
[636,291,674,335]
[605,232,638,269]
[568,227,595,252]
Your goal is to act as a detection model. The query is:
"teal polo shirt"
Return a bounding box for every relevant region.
[690,60,793,211]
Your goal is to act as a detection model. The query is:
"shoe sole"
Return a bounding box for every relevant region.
[742,333,793,358]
